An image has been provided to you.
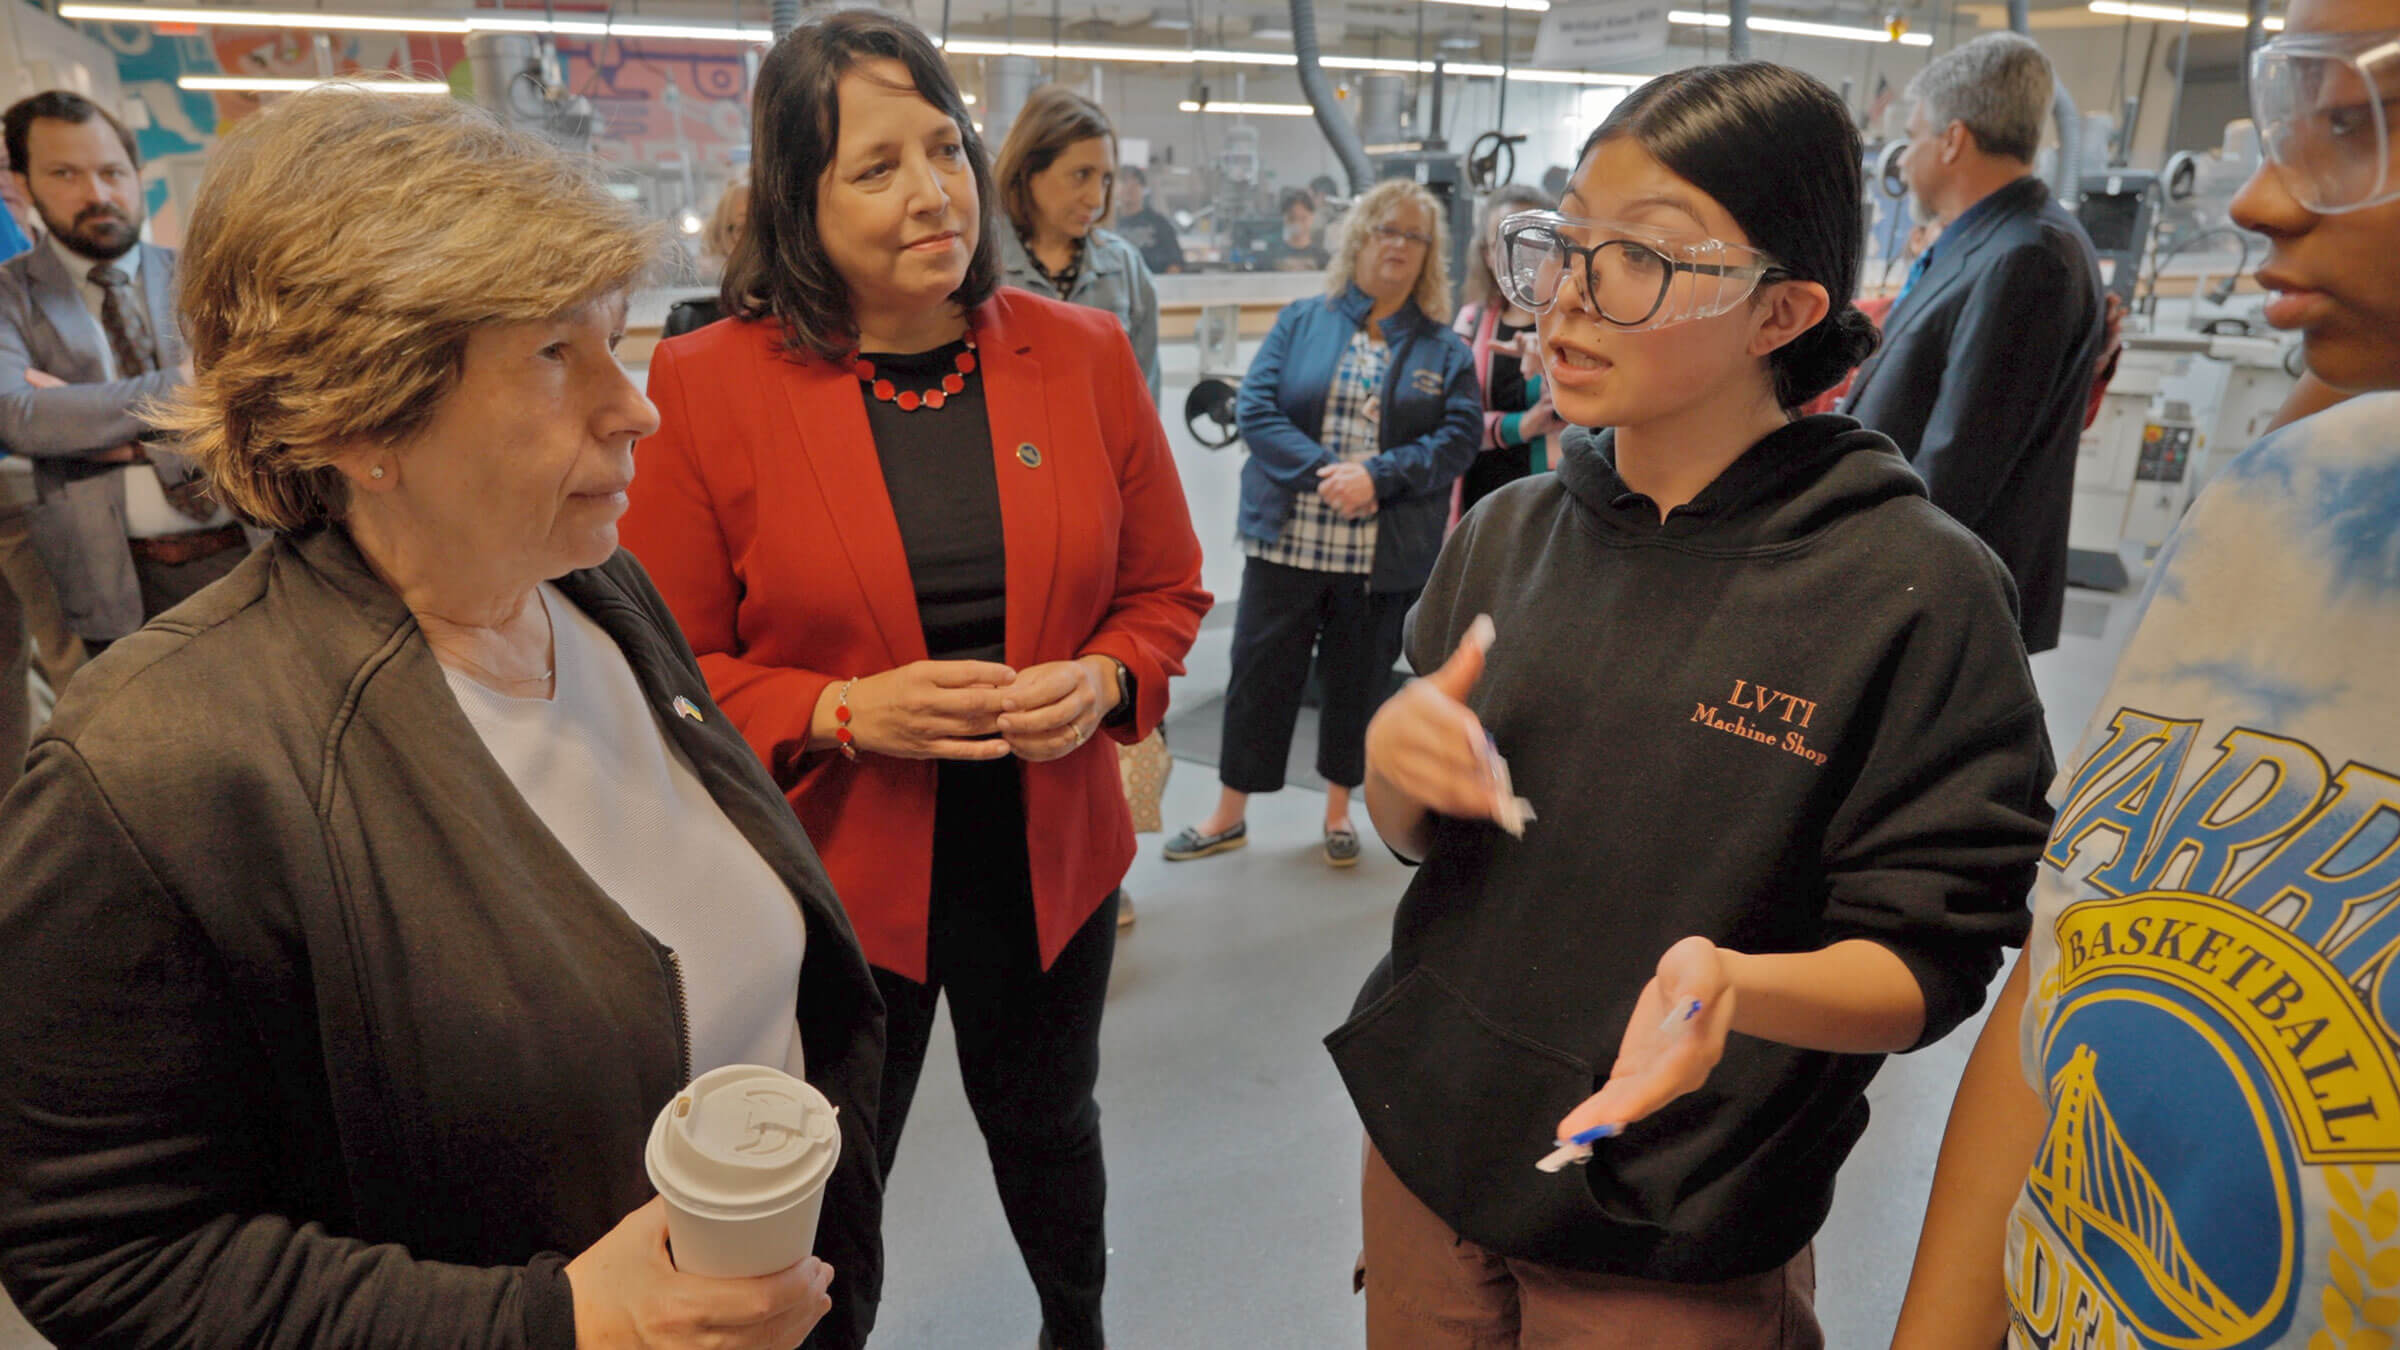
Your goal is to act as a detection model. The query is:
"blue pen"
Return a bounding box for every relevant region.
[1536,999,1707,1172]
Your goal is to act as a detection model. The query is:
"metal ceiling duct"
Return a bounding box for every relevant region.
[1290,0,1376,195]
[1359,72,1408,147]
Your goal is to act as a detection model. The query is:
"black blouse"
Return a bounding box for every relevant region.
[860,339,1008,665]
[1486,319,1535,416]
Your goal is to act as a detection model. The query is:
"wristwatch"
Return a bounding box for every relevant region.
[1098,656,1136,727]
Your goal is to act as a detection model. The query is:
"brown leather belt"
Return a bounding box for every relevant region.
[127,523,246,567]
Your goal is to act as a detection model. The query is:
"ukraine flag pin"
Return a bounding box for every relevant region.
[673,695,704,723]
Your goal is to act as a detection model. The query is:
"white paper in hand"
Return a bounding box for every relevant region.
[1462,616,1535,837]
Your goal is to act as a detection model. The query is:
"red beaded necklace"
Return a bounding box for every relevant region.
[853,336,979,412]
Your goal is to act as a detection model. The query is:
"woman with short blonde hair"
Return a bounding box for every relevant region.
[1163,169,1479,872]
[167,90,658,529]
[1325,179,1457,322]
[0,86,887,1350]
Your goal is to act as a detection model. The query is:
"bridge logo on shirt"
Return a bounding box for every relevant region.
[2009,708,2400,1350]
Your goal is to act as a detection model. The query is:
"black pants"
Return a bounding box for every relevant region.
[874,759,1117,1350]
[1219,555,1414,794]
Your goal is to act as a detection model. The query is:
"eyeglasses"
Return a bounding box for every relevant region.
[2250,29,2400,213]
[1495,210,1783,331]
[1370,223,1435,249]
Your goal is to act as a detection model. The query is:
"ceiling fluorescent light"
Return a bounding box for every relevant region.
[178,74,450,92]
[2086,0,2282,25]
[931,37,1638,82]
[466,17,771,42]
[1179,99,1315,116]
[1499,67,1653,84]
[61,4,468,33]
[1422,0,1553,11]
[1754,15,1933,43]
[1669,8,1932,42]
[63,5,770,42]
[942,37,1204,61]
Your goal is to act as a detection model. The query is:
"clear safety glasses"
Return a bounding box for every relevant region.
[2250,29,2400,213]
[1494,211,1785,331]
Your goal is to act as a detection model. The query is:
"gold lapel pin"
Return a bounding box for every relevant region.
[1017,442,1042,468]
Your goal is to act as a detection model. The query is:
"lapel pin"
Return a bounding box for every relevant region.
[673,695,704,723]
[1017,442,1042,468]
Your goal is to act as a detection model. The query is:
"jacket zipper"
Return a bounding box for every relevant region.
[664,948,694,1087]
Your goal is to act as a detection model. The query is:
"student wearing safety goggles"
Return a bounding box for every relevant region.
[1892,2,2400,1347]
[1336,61,2055,1345]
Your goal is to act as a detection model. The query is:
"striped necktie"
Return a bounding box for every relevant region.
[90,263,215,524]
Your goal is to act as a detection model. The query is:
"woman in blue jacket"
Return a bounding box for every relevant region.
[1165,179,1480,869]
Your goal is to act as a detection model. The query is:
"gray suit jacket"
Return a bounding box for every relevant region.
[0,240,204,641]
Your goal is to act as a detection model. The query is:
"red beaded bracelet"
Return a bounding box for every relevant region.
[834,677,860,761]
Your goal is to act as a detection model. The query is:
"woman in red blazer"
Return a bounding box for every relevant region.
[619,13,1208,1349]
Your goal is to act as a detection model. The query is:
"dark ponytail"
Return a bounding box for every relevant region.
[1772,302,1881,409]
[1580,63,1876,409]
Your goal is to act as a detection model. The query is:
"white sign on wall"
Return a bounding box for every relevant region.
[1532,0,1670,68]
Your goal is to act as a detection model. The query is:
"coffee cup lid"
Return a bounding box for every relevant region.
[647,1065,840,1217]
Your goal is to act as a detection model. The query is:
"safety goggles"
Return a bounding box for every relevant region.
[1495,210,1784,330]
[2250,29,2400,213]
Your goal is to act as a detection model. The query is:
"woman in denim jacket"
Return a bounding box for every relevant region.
[1165,179,1480,870]
[994,84,1161,403]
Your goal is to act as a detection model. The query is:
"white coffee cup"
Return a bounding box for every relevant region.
[644,1064,842,1278]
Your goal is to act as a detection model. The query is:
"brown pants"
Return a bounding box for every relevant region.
[1360,1144,1824,1349]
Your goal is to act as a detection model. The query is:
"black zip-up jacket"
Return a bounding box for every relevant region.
[0,528,885,1348]
[1329,417,2054,1282]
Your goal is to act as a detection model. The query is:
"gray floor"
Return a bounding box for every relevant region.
[0,334,2148,1347]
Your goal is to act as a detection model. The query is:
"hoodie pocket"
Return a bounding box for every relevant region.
[1327,966,1664,1266]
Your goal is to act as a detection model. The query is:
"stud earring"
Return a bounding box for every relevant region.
[370,465,386,479]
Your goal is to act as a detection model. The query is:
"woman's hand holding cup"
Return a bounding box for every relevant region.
[836,660,1016,761]
[566,1198,833,1350]
[995,657,1114,763]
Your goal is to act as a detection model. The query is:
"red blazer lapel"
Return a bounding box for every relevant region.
[975,301,1062,672]
[775,355,928,668]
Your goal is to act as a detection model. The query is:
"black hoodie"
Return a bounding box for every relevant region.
[1327,416,2055,1283]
